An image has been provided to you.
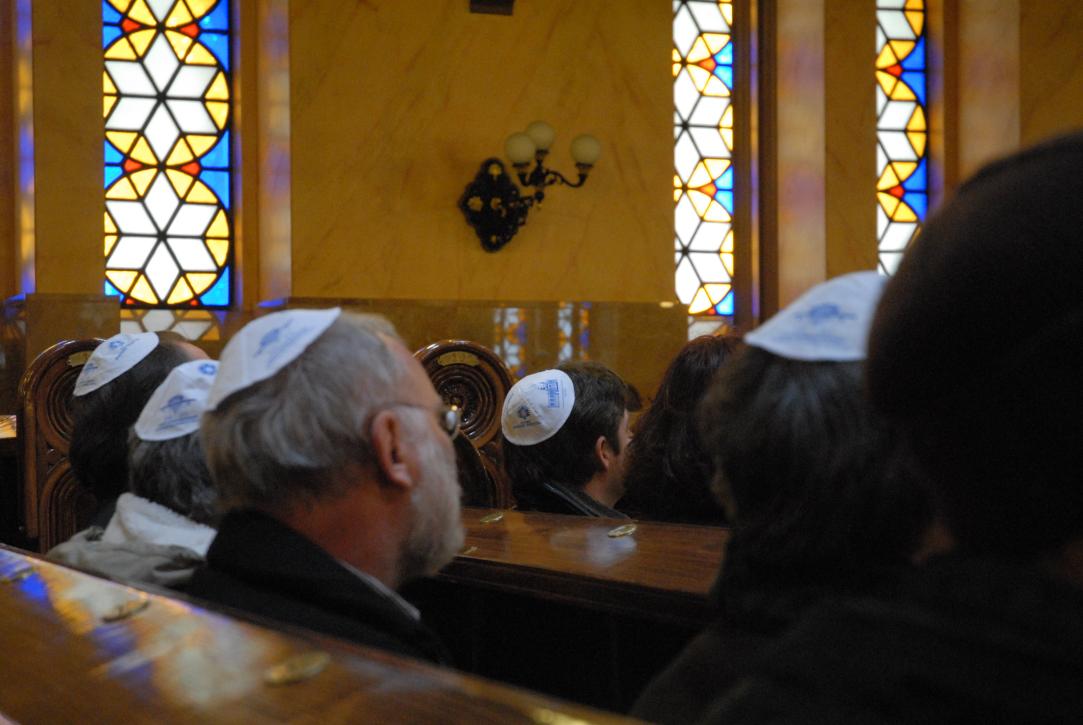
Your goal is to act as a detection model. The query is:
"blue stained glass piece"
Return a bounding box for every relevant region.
[104,164,124,187]
[902,158,927,192]
[102,1,122,24]
[715,42,733,65]
[715,293,734,316]
[903,192,928,220]
[200,32,230,71]
[901,35,926,71]
[200,170,230,208]
[715,190,734,214]
[104,141,124,164]
[102,24,123,48]
[202,131,230,168]
[17,575,49,604]
[199,1,230,31]
[901,72,926,105]
[200,267,230,306]
[718,166,734,190]
[105,280,123,298]
[715,65,734,90]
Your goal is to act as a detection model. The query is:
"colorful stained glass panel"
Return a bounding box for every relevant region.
[103,0,232,308]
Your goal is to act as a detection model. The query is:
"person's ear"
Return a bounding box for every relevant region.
[595,435,614,472]
[369,410,414,491]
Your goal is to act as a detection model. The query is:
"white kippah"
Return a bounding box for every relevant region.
[73,332,160,397]
[134,359,219,441]
[206,308,341,411]
[744,271,886,362]
[501,369,576,446]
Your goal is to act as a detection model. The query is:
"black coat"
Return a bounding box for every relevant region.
[513,480,629,518]
[702,554,1083,723]
[187,509,449,664]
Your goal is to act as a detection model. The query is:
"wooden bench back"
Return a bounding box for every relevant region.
[17,339,101,552]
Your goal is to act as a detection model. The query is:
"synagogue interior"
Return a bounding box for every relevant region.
[1,0,1082,721]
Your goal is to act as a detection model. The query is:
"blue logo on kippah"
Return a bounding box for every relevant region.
[802,303,855,324]
[108,340,125,349]
[256,321,290,357]
[199,363,216,376]
[517,405,531,420]
[158,393,198,432]
[541,379,561,408]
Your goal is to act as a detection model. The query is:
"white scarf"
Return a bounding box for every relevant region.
[101,493,217,556]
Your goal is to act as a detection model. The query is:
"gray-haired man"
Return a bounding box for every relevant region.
[189,308,463,663]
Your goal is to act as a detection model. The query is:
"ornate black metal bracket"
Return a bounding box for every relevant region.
[458,159,536,253]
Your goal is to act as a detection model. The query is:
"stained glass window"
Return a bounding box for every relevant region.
[876,0,926,275]
[121,308,223,341]
[103,0,232,308]
[673,0,736,320]
[493,308,527,379]
[556,302,591,364]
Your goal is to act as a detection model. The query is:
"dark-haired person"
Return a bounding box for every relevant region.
[50,360,220,588]
[70,330,208,526]
[632,272,931,724]
[700,133,1083,723]
[502,362,636,518]
[618,334,741,525]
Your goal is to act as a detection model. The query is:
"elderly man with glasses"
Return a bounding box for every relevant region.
[188,309,463,664]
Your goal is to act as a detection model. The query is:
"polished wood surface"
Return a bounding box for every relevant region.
[444,507,727,625]
[0,545,638,723]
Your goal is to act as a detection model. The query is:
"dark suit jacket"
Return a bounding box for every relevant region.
[187,509,449,664]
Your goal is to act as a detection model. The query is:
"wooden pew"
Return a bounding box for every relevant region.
[405,508,728,712]
[0,544,638,723]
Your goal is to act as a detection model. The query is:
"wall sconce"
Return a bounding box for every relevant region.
[459,121,602,252]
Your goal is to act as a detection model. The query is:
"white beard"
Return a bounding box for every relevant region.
[401,415,464,581]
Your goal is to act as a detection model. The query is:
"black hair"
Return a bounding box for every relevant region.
[128,431,219,526]
[700,347,931,618]
[504,361,633,494]
[69,332,199,504]
[619,335,741,524]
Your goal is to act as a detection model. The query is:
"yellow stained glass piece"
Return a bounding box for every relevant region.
[878,192,901,217]
[206,72,230,101]
[207,237,229,266]
[673,188,682,202]
[129,29,156,57]
[672,62,682,78]
[103,96,117,119]
[909,131,927,157]
[705,33,730,55]
[206,209,229,238]
[106,178,139,200]
[127,1,157,28]
[907,106,927,132]
[129,275,158,304]
[108,0,132,12]
[889,82,916,101]
[207,101,229,130]
[187,135,217,156]
[167,169,195,197]
[688,288,713,314]
[167,278,195,304]
[105,38,137,60]
[705,158,730,177]
[186,180,217,204]
[702,75,731,98]
[876,45,899,70]
[166,139,195,165]
[130,137,158,165]
[906,10,924,36]
[722,253,734,276]
[721,2,733,26]
[894,201,918,222]
[105,212,117,234]
[721,104,734,130]
[106,270,137,293]
[722,229,734,253]
[876,71,898,95]
[688,190,712,217]
[107,131,138,154]
[187,272,217,294]
[104,234,119,257]
[130,168,158,195]
[878,166,901,191]
[186,44,217,65]
[165,1,194,27]
[705,283,731,304]
[889,40,915,63]
[103,72,117,95]
[687,36,712,64]
[187,0,217,17]
[721,128,734,151]
[166,30,194,59]
[205,326,220,341]
[703,201,731,223]
[892,161,918,184]
[672,49,681,63]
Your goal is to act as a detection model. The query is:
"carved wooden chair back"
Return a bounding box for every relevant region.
[17,339,102,552]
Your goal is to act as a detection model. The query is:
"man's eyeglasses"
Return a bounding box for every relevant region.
[390,402,462,440]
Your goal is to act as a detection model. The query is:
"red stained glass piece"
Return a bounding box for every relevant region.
[697,184,717,196]
[696,58,717,71]
[889,185,905,199]
[121,18,141,33]
[189,299,199,306]
[886,64,902,77]
[180,23,200,38]
[181,162,201,175]
[123,159,142,172]
[124,297,135,305]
